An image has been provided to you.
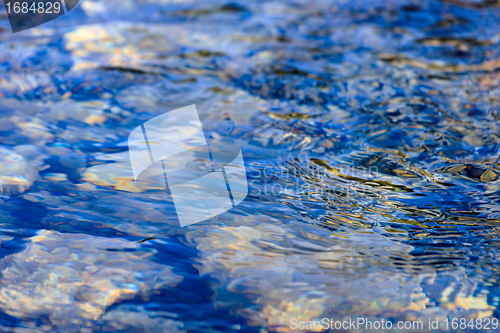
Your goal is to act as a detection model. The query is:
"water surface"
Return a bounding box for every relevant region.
[0,0,499,332]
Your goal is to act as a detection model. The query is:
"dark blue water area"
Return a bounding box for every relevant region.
[0,0,499,332]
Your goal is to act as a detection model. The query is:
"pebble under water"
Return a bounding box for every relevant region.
[0,0,500,332]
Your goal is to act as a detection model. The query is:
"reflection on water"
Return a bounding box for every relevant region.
[0,0,499,331]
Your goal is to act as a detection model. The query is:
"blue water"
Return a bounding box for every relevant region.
[0,0,499,332]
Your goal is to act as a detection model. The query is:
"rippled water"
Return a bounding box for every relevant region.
[0,0,499,332]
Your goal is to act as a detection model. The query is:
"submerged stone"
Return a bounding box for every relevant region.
[0,147,38,195]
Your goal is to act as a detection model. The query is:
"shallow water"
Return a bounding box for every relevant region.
[0,0,499,332]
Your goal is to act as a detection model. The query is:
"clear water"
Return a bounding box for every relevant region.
[0,0,499,332]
